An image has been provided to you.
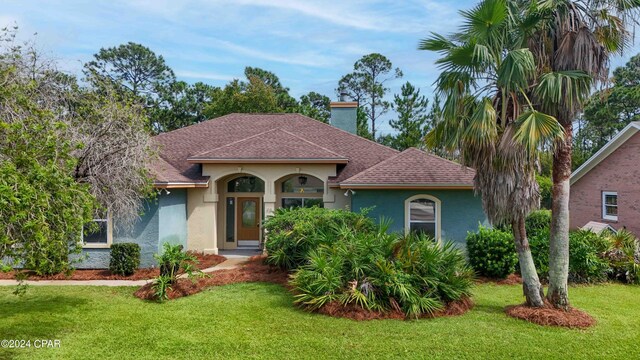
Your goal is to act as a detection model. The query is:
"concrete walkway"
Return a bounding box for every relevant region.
[0,257,249,287]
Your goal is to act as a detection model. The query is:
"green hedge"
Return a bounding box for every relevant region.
[466,226,518,279]
[529,229,610,283]
[525,210,551,238]
[109,243,141,276]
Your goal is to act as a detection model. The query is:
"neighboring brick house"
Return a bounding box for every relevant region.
[570,121,640,236]
[78,101,488,268]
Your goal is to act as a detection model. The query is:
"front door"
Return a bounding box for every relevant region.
[236,197,260,240]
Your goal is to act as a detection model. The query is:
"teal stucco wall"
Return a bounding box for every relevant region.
[77,189,188,269]
[158,189,188,252]
[351,189,488,248]
[330,106,357,134]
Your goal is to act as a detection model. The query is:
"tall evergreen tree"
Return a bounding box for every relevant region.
[385,82,431,150]
[84,42,175,100]
[337,53,402,140]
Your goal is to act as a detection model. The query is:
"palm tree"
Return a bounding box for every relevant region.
[525,0,639,309]
[420,0,565,307]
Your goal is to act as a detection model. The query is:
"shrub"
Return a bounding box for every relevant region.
[290,228,474,318]
[536,175,552,210]
[604,229,640,284]
[109,243,141,276]
[567,230,610,283]
[264,207,376,270]
[530,229,610,283]
[151,243,205,302]
[154,243,201,282]
[525,210,551,238]
[466,226,518,279]
[528,228,550,279]
[152,274,173,302]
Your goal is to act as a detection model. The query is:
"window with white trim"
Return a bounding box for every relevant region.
[82,211,113,247]
[602,191,618,221]
[408,197,437,239]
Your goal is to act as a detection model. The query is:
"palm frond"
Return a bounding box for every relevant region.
[418,32,456,52]
[535,70,592,113]
[460,0,509,43]
[513,110,564,153]
[463,97,498,149]
[496,48,535,93]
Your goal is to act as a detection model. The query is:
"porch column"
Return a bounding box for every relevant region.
[203,183,219,255]
[263,194,276,217]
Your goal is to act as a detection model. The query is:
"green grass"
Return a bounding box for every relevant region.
[1,283,639,360]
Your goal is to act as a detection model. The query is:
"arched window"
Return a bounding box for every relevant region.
[281,175,324,194]
[405,195,441,240]
[227,176,264,193]
[280,175,324,209]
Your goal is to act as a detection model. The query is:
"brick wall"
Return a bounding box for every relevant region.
[570,132,640,237]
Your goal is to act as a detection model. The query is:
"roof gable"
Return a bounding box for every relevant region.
[340,147,475,188]
[571,121,640,185]
[187,128,348,163]
[151,113,398,184]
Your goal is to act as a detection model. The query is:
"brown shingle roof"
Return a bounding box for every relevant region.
[151,156,208,186]
[151,113,398,185]
[340,148,475,188]
[187,128,348,163]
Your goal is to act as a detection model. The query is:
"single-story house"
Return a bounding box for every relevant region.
[570,121,640,236]
[79,101,487,268]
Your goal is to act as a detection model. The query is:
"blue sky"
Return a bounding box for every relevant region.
[3,0,639,136]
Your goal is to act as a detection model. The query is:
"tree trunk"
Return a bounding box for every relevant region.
[548,121,572,310]
[513,217,545,307]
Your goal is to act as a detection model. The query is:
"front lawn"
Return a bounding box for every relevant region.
[1,283,639,359]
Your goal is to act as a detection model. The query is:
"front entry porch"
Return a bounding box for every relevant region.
[186,163,348,255]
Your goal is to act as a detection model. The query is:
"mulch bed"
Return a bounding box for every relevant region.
[476,273,523,285]
[134,257,473,321]
[317,297,474,321]
[0,252,226,281]
[134,255,288,300]
[505,301,596,329]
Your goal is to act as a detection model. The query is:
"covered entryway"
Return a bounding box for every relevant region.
[220,175,265,250]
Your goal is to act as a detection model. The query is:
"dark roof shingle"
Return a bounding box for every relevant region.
[340,148,475,187]
[150,113,398,184]
[188,128,348,162]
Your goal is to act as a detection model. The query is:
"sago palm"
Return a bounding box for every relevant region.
[524,0,640,309]
[420,0,565,306]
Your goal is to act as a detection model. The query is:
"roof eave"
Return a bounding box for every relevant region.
[154,181,210,189]
[339,183,474,190]
[187,158,349,164]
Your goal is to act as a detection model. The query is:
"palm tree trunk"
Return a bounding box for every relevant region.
[548,121,572,310]
[513,217,545,307]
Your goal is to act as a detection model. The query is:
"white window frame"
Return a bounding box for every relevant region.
[602,191,618,221]
[82,212,113,249]
[404,194,442,242]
